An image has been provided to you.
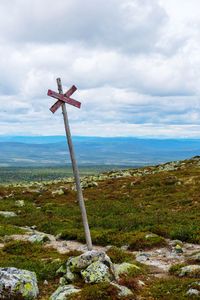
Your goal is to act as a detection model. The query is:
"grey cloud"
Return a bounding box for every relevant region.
[0,0,167,53]
[0,0,200,137]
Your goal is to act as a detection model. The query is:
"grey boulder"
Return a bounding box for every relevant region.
[67,250,112,273]
[0,267,39,299]
[81,261,114,283]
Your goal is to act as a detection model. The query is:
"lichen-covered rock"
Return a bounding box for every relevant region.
[67,250,112,273]
[56,265,67,275]
[52,189,64,196]
[0,211,17,217]
[0,267,39,299]
[64,266,79,283]
[111,283,133,297]
[81,261,113,283]
[179,265,200,277]
[113,262,140,280]
[50,284,80,300]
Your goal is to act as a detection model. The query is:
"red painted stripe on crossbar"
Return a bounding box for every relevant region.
[50,85,77,113]
[50,100,62,113]
[48,89,81,111]
[64,85,77,97]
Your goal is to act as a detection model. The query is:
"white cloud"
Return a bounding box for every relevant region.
[0,0,200,137]
[0,0,167,52]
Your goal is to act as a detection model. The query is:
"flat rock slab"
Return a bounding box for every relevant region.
[179,265,200,277]
[50,284,80,300]
[111,283,133,297]
[134,240,200,273]
[0,211,17,217]
[45,240,105,254]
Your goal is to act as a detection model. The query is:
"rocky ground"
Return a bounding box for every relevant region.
[0,156,199,299]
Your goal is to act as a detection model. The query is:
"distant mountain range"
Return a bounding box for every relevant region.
[0,136,200,167]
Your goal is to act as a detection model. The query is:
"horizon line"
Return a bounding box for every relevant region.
[0,135,200,140]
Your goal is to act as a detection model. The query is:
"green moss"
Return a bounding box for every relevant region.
[169,225,197,242]
[0,224,25,236]
[22,282,33,298]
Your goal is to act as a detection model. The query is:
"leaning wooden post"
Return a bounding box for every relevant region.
[48,78,92,251]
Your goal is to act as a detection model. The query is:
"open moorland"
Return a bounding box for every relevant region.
[0,156,200,299]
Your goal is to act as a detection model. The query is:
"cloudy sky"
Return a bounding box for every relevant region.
[0,0,200,138]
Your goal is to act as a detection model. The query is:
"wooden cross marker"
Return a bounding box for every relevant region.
[47,78,92,251]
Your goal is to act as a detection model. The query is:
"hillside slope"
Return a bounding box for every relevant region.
[0,156,199,299]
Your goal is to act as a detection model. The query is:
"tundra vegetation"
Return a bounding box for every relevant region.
[0,156,199,299]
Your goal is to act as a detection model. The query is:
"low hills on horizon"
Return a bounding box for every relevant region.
[0,135,200,167]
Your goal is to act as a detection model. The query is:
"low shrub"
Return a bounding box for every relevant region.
[143,277,195,300]
[70,282,134,300]
[128,232,166,250]
[118,276,139,291]
[106,246,135,264]
[169,264,186,276]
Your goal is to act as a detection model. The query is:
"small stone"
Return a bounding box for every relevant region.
[50,284,80,300]
[179,265,200,277]
[175,244,183,254]
[145,233,157,239]
[28,233,49,243]
[59,277,66,286]
[43,280,48,285]
[30,225,37,230]
[15,200,25,207]
[120,245,129,251]
[186,288,200,296]
[52,189,64,196]
[0,211,17,217]
[111,282,133,297]
[136,253,150,262]
[138,280,145,287]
